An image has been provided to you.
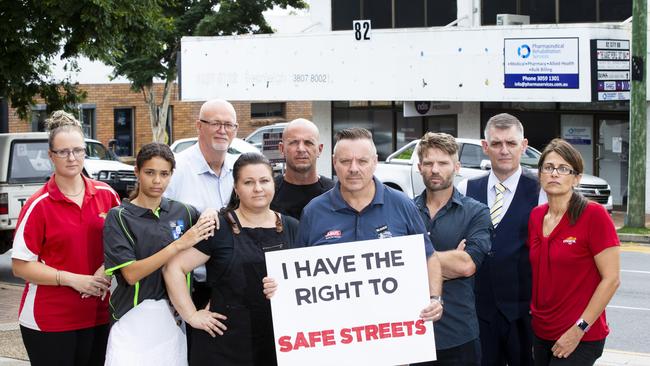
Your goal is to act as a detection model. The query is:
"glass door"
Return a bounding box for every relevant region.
[596,117,629,207]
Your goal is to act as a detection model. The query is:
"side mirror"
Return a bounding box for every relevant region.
[108,139,117,152]
[480,159,492,170]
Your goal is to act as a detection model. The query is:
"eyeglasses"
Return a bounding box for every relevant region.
[50,147,86,159]
[540,164,576,175]
[199,119,238,132]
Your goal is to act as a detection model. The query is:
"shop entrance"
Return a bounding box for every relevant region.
[596,116,629,208]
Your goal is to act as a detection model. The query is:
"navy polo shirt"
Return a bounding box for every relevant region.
[414,188,492,349]
[298,177,434,257]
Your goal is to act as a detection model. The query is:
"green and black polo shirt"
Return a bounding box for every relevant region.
[103,197,199,323]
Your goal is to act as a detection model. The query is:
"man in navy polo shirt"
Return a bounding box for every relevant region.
[298,127,443,322]
[412,132,492,366]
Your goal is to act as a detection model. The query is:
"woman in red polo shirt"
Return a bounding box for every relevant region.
[528,138,620,365]
[12,111,120,366]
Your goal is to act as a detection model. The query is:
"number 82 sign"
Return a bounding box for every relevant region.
[353,20,371,41]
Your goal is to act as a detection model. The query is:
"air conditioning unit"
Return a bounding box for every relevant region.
[496,14,530,25]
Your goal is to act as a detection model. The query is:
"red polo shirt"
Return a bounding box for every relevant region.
[528,201,619,341]
[12,175,120,332]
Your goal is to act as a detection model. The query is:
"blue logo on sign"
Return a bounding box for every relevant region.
[518,44,531,58]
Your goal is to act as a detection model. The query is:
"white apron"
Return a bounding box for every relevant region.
[105,299,187,366]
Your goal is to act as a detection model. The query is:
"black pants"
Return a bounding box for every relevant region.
[533,335,605,366]
[20,324,109,366]
[479,312,534,366]
[412,338,481,366]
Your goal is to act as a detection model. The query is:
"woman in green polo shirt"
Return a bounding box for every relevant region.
[103,143,217,365]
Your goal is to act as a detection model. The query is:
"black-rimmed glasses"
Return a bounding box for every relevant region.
[50,147,86,159]
[540,164,577,175]
[199,119,238,132]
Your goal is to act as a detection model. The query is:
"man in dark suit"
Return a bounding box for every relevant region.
[458,113,546,366]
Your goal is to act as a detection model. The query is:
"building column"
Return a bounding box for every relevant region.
[312,101,333,178]
[457,102,481,138]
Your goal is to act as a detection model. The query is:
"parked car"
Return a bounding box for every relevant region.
[170,137,259,156]
[374,138,613,211]
[0,132,135,253]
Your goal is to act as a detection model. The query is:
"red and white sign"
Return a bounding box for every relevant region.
[265,235,436,366]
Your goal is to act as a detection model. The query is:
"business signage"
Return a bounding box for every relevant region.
[504,37,579,89]
[403,101,463,117]
[591,39,631,102]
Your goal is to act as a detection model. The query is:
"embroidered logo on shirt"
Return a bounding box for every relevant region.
[325,230,342,240]
[562,236,577,245]
[170,220,185,240]
[375,225,393,239]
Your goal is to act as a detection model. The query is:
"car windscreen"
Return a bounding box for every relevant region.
[521,147,541,168]
[86,142,116,161]
[8,140,53,183]
[173,140,197,153]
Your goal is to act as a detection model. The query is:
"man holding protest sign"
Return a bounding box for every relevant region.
[412,132,492,366]
[292,127,443,322]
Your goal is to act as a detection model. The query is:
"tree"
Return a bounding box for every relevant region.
[104,0,307,143]
[0,0,162,120]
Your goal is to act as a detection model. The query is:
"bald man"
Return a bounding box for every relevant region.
[270,118,334,220]
[165,99,238,310]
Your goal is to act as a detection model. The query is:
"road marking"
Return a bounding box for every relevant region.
[620,244,650,253]
[621,269,650,274]
[607,305,650,311]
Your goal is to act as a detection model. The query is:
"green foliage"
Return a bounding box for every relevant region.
[107,0,307,91]
[618,226,650,235]
[0,0,161,119]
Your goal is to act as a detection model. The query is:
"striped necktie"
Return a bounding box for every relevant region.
[490,182,506,227]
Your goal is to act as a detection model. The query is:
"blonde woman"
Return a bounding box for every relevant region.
[12,111,120,365]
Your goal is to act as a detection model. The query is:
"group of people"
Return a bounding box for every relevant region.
[11,100,620,366]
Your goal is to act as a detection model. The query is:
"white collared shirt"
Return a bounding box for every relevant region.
[457,166,547,221]
[165,143,235,213]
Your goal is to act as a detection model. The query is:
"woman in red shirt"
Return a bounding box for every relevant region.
[528,138,620,365]
[12,111,120,366]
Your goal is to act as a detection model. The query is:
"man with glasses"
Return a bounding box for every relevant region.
[457,113,546,366]
[165,99,237,310]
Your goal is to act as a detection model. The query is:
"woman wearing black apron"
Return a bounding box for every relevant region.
[164,152,299,365]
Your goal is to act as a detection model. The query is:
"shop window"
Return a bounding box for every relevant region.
[332,0,361,30]
[113,108,134,156]
[425,115,458,136]
[79,105,96,138]
[521,0,556,24]
[482,0,517,25]
[363,0,393,29]
[251,103,285,119]
[559,0,596,23]
[598,0,632,21]
[31,105,47,132]
[395,0,425,28]
[427,0,457,26]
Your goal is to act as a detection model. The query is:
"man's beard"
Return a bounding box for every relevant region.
[424,174,453,192]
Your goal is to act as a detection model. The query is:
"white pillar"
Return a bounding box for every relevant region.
[312,101,333,178]
[457,102,481,138]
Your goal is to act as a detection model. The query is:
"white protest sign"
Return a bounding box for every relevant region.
[265,235,436,366]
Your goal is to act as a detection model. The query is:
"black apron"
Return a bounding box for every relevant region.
[190,211,287,366]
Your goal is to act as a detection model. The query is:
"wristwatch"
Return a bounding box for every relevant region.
[576,318,591,332]
[429,295,444,305]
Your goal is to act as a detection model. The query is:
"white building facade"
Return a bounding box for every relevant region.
[179,1,649,212]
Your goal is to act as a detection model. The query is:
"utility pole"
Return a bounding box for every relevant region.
[625,0,647,228]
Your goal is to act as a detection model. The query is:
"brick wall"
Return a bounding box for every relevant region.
[7,82,312,156]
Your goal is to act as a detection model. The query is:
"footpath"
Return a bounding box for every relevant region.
[1,212,649,365]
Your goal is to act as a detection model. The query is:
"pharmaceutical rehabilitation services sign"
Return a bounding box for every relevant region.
[265,235,436,366]
[504,37,579,89]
